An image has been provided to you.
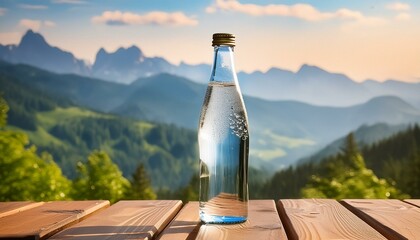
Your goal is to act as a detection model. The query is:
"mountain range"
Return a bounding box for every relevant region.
[0,30,89,76]
[239,65,420,107]
[1,60,420,171]
[0,71,198,189]
[298,122,412,165]
[1,30,420,108]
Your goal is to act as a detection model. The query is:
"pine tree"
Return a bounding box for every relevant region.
[0,96,8,128]
[178,174,199,202]
[302,133,405,199]
[128,163,157,200]
[406,142,420,197]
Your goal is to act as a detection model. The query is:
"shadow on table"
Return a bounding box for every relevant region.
[158,220,202,240]
[50,225,158,239]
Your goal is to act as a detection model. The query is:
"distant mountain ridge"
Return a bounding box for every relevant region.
[239,64,420,108]
[92,46,176,82]
[0,71,198,189]
[0,30,206,84]
[0,30,89,76]
[298,123,412,165]
[1,30,420,108]
[1,60,420,171]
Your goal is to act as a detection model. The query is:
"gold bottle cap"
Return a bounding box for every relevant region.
[212,33,235,47]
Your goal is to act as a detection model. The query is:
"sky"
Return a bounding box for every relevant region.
[0,0,419,82]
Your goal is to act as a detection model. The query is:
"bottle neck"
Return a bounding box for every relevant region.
[210,45,238,83]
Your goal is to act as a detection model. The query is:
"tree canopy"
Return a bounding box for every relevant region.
[72,151,131,203]
[0,97,71,201]
[301,133,405,199]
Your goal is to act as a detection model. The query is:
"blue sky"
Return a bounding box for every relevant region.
[0,0,419,82]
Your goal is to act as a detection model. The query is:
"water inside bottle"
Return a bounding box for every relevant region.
[198,81,249,224]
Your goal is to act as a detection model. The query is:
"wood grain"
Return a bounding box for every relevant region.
[195,200,287,240]
[0,200,109,240]
[0,201,44,218]
[157,202,201,240]
[278,199,386,240]
[403,199,420,208]
[342,199,420,240]
[50,200,182,240]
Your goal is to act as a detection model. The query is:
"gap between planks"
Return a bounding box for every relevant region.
[0,200,110,240]
[157,201,201,240]
[403,199,420,208]
[158,200,287,240]
[277,199,386,240]
[341,199,420,240]
[50,200,182,240]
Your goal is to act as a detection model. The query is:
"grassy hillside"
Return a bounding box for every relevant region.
[0,70,198,189]
[2,60,420,171]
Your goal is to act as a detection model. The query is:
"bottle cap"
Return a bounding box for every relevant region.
[212,33,235,47]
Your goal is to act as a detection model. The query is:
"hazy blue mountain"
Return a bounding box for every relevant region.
[101,77,420,169]
[113,73,205,126]
[0,60,128,112]
[90,47,213,84]
[298,123,412,165]
[0,30,89,76]
[362,79,420,111]
[2,31,420,109]
[90,45,213,84]
[238,67,295,98]
[2,60,420,170]
[0,44,16,62]
[240,64,369,107]
[171,61,212,84]
[239,65,420,108]
[92,46,176,83]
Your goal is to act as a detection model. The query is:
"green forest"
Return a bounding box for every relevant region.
[1,72,198,189]
[1,62,420,202]
[2,90,420,202]
[258,125,420,199]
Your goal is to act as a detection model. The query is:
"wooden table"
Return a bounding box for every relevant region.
[0,199,419,239]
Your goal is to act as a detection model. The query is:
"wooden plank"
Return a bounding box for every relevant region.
[278,199,386,240]
[0,200,109,240]
[195,200,287,240]
[404,199,420,208]
[157,202,201,240]
[342,199,420,240]
[50,200,182,240]
[0,201,44,218]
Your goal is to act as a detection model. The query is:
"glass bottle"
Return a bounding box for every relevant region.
[198,33,249,224]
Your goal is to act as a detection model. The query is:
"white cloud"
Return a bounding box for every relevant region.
[92,11,198,26]
[44,20,56,27]
[19,19,56,31]
[19,4,48,10]
[52,0,87,4]
[206,0,386,26]
[206,1,333,21]
[395,12,411,21]
[386,2,410,11]
[336,8,387,27]
[19,19,42,31]
[385,2,411,22]
[0,8,7,16]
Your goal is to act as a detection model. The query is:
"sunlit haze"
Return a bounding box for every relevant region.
[0,0,419,82]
